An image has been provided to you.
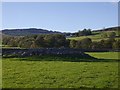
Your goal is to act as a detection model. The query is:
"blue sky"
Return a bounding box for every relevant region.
[2,2,118,32]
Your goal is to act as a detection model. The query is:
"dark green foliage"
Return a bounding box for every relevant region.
[2,34,67,48]
[79,29,92,36]
[2,34,120,50]
[91,42,102,49]
[44,34,55,47]
[91,39,116,50]
[69,37,120,50]
[73,29,92,37]
[118,31,120,36]
[103,38,116,49]
[32,34,38,39]
[112,39,120,49]
[101,32,108,38]
[51,34,66,47]
[75,40,82,48]
[2,36,13,45]
[101,32,116,38]
[64,39,70,47]
[34,35,45,47]
[69,40,77,48]
[81,38,92,49]
[69,38,92,49]
[2,28,61,36]
[108,32,116,38]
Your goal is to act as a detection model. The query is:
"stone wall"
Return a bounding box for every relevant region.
[2,48,119,57]
[2,48,85,57]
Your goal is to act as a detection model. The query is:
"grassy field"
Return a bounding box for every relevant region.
[68,34,104,41]
[86,52,119,59]
[68,31,119,41]
[2,52,119,88]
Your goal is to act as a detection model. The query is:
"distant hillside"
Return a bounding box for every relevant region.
[68,26,120,41]
[1,28,62,36]
[93,26,119,32]
[1,26,119,36]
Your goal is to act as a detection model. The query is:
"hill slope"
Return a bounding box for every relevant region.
[68,26,120,41]
[1,28,61,36]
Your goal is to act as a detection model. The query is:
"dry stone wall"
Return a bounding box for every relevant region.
[2,48,86,57]
[2,48,117,58]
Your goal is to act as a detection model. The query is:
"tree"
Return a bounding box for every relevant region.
[101,32,108,38]
[32,35,38,39]
[44,34,55,47]
[78,29,92,36]
[81,38,92,49]
[75,40,82,48]
[108,32,116,38]
[2,36,12,45]
[112,39,120,49]
[69,40,77,48]
[99,40,105,49]
[103,38,116,49]
[64,39,70,48]
[91,42,102,49]
[118,31,120,37]
[73,32,79,37]
[18,37,35,48]
[34,35,45,48]
[54,34,66,48]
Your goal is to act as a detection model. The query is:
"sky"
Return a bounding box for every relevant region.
[2,2,118,32]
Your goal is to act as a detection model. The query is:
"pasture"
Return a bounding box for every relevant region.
[68,34,104,41]
[68,31,119,41]
[2,52,119,88]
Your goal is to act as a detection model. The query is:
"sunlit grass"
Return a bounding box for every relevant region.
[67,31,119,41]
[2,52,119,88]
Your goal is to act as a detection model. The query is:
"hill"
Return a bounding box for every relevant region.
[93,26,119,32]
[68,26,120,41]
[1,26,119,39]
[1,28,61,36]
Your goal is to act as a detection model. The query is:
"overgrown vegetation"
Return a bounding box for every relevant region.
[72,29,92,37]
[2,33,120,50]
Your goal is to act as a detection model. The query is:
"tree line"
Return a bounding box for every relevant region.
[70,38,120,50]
[72,29,92,37]
[2,34,120,50]
[2,34,69,48]
[101,32,116,38]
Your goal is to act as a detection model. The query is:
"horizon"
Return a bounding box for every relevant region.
[1,25,119,33]
[2,2,118,32]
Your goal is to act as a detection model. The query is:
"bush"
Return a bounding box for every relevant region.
[108,32,116,38]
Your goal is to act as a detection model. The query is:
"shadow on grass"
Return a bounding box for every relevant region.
[3,54,119,62]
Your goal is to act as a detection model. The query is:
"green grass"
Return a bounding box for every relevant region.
[68,31,119,41]
[86,52,119,59]
[2,45,21,49]
[2,52,119,88]
[68,34,104,41]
